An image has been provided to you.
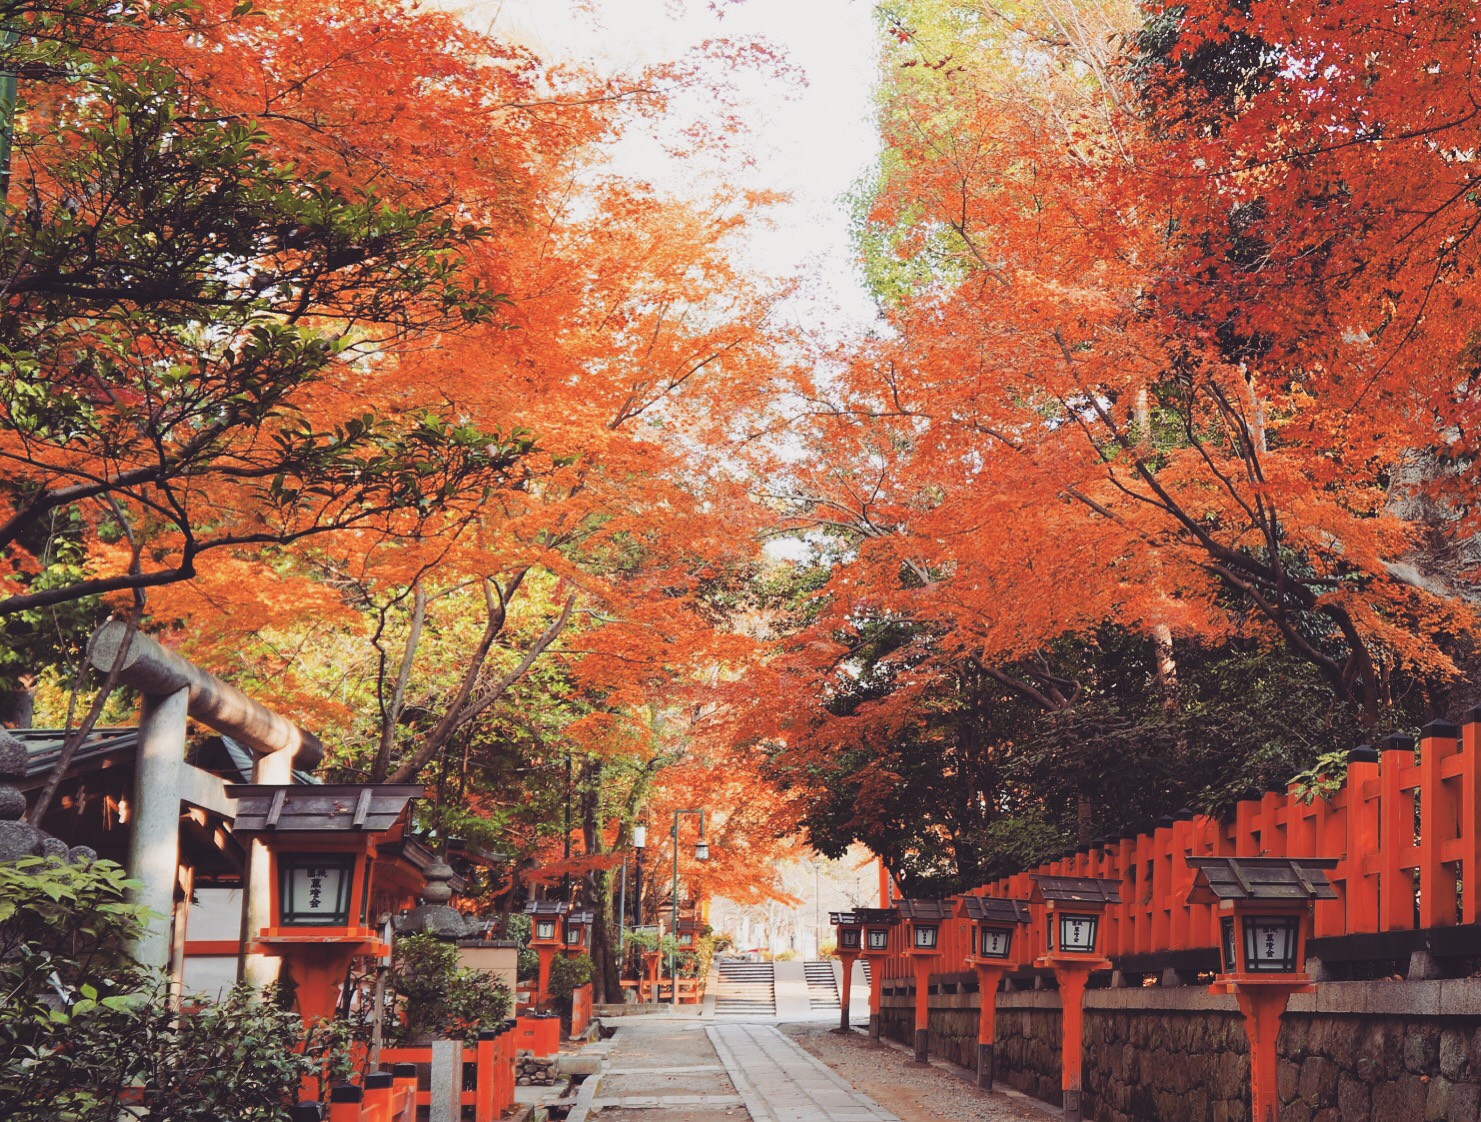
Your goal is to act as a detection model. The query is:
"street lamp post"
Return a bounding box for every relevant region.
[670,808,708,1009]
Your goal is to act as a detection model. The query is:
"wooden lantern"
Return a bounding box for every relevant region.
[523,900,569,1006]
[958,895,1031,1090]
[1187,857,1338,1122]
[227,783,422,1024]
[563,909,594,956]
[897,898,952,1064]
[850,907,899,1041]
[1029,875,1122,1122]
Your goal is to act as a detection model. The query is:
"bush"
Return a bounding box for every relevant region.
[548,953,593,1005]
[502,912,540,982]
[0,857,344,1121]
[390,934,512,1043]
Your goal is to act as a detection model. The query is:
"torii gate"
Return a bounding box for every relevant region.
[89,619,324,985]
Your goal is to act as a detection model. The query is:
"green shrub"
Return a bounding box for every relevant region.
[0,857,344,1121]
[548,953,593,1005]
[390,934,511,1043]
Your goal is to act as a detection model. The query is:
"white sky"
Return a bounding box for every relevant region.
[470,0,883,339]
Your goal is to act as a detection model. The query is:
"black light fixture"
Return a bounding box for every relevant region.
[693,838,710,862]
[976,924,1011,959]
[536,918,557,940]
[839,927,861,950]
[1029,874,1121,962]
[866,927,890,951]
[1186,856,1339,979]
[1056,912,1099,955]
[278,853,355,927]
[1242,914,1302,973]
[913,923,939,950]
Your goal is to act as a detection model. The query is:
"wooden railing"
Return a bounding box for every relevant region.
[312,1028,516,1122]
[878,716,1481,979]
[619,976,706,1003]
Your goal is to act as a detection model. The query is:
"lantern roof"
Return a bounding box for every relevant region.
[853,907,901,925]
[896,898,953,921]
[1185,857,1339,905]
[226,784,422,834]
[523,900,569,916]
[566,909,595,926]
[958,896,1032,924]
[1029,874,1122,905]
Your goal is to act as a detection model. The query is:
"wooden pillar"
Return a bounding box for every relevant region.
[973,964,1011,1091]
[536,946,557,1006]
[241,746,294,989]
[868,963,884,1040]
[1233,985,1301,1122]
[911,956,932,1062]
[1051,963,1096,1122]
[836,953,858,1032]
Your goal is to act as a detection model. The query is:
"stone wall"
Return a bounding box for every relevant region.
[880,979,1481,1122]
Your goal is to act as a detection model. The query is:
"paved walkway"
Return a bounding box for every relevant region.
[707,1022,901,1122]
[582,1017,901,1122]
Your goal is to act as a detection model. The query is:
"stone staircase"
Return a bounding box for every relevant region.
[803,960,840,1010]
[714,959,776,1016]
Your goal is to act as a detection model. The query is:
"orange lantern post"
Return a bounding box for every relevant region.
[897,899,950,1064]
[1029,874,1121,1122]
[855,907,900,1041]
[227,784,422,1025]
[959,896,1031,1091]
[828,911,865,1033]
[1187,857,1338,1122]
[524,901,568,1007]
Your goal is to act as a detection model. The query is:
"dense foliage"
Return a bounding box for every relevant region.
[0,857,345,1121]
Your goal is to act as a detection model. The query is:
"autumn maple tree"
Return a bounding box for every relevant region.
[732,0,1481,891]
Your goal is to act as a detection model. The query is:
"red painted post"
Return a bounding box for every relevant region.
[972,963,1013,1091]
[911,956,933,1063]
[837,951,859,1031]
[391,1064,417,1122]
[1233,984,1305,1122]
[475,1030,496,1122]
[1419,720,1461,928]
[328,1084,362,1122]
[1464,710,1481,924]
[1052,963,1096,1121]
[1379,733,1416,930]
[363,1071,393,1122]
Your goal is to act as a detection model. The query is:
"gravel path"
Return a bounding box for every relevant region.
[780,1024,1055,1122]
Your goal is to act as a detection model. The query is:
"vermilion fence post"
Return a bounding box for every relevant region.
[391,1064,417,1122]
[1379,734,1417,930]
[362,1071,392,1122]
[1419,720,1461,928]
[1464,710,1481,924]
[1344,745,1381,934]
[1151,816,1174,950]
[475,1030,496,1122]
[328,1084,362,1122]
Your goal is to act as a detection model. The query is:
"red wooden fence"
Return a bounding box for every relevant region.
[879,717,1479,980]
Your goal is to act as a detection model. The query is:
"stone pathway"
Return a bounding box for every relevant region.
[587,1019,745,1122]
[707,1022,902,1122]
